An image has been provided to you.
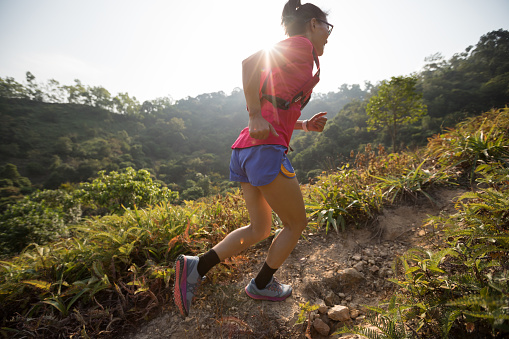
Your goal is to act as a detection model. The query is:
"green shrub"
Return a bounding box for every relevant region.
[76,167,177,214]
[0,189,80,256]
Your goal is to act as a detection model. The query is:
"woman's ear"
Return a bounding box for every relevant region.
[309,18,318,31]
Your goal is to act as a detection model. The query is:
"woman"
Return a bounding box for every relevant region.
[174,0,332,317]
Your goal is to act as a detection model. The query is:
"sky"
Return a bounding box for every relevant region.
[0,0,508,103]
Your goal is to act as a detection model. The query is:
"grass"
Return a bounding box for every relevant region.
[1,108,508,338]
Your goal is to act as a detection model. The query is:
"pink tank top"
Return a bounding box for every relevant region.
[231,36,318,150]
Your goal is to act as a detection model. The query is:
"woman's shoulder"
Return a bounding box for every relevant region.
[273,36,314,63]
[277,35,313,49]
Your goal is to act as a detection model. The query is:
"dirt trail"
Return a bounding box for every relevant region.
[126,188,465,339]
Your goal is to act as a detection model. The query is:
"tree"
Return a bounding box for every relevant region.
[366,76,427,152]
[25,72,44,101]
[0,76,28,99]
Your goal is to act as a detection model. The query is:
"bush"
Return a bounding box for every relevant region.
[77,167,177,214]
[1,200,63,255]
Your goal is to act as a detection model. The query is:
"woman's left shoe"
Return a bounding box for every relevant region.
[245,276,292,301]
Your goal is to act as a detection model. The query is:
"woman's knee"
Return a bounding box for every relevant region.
[247,223,271,242]
[282,217,307,234]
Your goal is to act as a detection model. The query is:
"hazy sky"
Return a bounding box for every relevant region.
[0,0,508,102]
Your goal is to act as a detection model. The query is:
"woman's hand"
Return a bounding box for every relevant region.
[306,112,328,132]
[249,112,279,139]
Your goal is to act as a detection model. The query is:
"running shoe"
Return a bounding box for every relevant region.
[245,276,292,301]
[174,255,203,317]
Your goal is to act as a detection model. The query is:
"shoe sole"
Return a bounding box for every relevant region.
[245,286,292,302]
[174,255,188,317]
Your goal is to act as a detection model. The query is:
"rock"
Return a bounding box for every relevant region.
[310,311,319,321]
[350,309,360,319]
[353,261,364,272]
[338,268,365,285]
[352,254,362,261]
[328,305,350,322]
[315,299,328,314]
[363,248,374,256]
[338,293,346,298]
[313,318,330,336]
[418,229,426,237]
[324,291,340,306]
[318,304,328,314]
[370,265,380,273]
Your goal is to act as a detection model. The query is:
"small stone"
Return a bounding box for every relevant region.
[318,304,328,314]
[363,248,374,256]
[368,259,376,265]
[315,299,328,314]
[338,268,365,286]
[313,318,330,336]
[325,291,340,306]
[328,305,350,322]
[350,309,360,319]
[370,265,380,273]
[338,293,346,298]
[353,261,364,271]
[352,254,362,261]
[418,229,426,237]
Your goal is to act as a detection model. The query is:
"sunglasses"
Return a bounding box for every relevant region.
[316,19,334,35]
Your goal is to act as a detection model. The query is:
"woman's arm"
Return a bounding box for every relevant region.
[242,50,278,140]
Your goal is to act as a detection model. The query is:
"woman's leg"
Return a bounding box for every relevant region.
[212,182,273,261]
[258,173,307,269]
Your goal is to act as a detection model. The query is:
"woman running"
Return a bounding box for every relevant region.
[174,0,332,317]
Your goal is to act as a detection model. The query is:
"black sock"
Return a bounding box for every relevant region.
[197,249,220,277]
[254,262,278,290]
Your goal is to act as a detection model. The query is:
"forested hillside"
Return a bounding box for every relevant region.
[290,29,509,175]
[1,30,508,203]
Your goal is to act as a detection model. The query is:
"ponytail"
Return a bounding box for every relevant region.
[281,0,327,36]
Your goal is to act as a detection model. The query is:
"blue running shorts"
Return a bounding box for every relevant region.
[229,145,296,186]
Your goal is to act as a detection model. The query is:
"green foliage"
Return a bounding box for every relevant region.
[0,189,81,256]
[296,301,319,325]
[0,163,33,211]
[0,190,249,337]
[331,108,509,338]
[335,298,413,338]
[372,158,454,204]
[305,143,453,234]
[426,108,509,181]
[77,167,177,214]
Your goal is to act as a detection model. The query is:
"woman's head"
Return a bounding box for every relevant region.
[281,0,332,56]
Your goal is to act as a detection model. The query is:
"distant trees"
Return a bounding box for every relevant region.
[366,76,427,152]
[0,74,140,115]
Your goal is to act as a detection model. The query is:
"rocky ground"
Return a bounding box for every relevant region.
[125,188,464,339]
